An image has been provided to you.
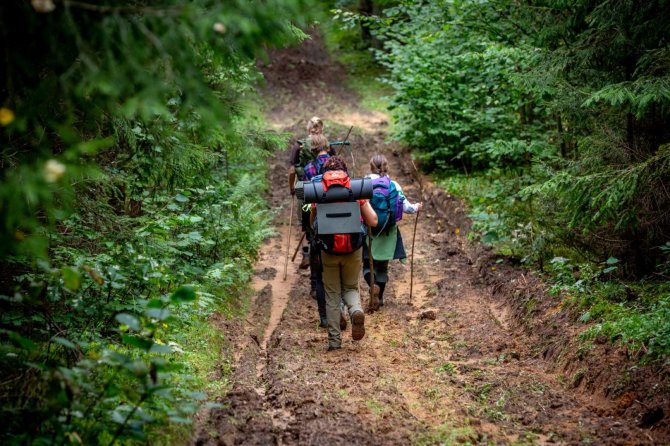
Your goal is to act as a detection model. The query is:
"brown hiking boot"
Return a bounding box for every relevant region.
[340,312,347,331]
[367,284,380,313]
[299,251,310,269]
[351,310,365,341]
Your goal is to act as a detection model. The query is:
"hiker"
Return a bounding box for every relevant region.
[310,156,378,351]
[363,154,422,308]
[301,133,331,327]
[288,116,326,271]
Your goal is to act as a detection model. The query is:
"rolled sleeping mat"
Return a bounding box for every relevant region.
[295,180,305,204]
[302,177,373,204]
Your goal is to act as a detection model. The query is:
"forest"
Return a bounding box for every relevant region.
[1,0,668,444]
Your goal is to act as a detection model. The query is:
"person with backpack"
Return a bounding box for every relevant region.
[364,154,422,309]
[288,116,325,271]
[310,156,378,351]
[301,134,331,327]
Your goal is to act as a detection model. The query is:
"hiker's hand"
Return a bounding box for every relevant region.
[416,202,423,212]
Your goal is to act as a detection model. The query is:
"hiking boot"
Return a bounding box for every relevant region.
[367,284,380,312]
[319,317,328,328]
[351,310,365,341]
[340,312,347,331]
[299,250,310,269]
[327,345,341,352]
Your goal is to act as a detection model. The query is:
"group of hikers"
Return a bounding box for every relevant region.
[287,116,421,351]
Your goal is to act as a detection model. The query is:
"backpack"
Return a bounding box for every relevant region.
[303,154,329,180]
[369,176,404,236]
[314,170,366,255]
[294,138,314,180]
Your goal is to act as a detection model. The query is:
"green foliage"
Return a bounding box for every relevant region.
[1,0,308,260]
[0,0,308,443]
[369,0,554,171]
[548,257,670,361]
[353,0,670,277]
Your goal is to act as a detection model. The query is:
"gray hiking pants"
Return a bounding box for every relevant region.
[321,248,363,348]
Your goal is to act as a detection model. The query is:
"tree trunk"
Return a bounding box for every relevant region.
[359,0,374,44]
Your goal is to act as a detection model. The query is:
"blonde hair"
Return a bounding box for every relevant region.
[307,116,324,135]
[370,154,388,175]
[308,134,329,153]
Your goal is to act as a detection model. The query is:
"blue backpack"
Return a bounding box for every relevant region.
[369,176,404,236]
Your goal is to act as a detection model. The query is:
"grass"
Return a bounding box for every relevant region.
[365,398,385,415]
[416,421,479,446]
[435,362,456,375]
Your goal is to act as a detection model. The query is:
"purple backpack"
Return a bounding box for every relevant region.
[369,176,404,236]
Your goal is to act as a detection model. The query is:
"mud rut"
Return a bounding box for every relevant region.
[195,38,662,446]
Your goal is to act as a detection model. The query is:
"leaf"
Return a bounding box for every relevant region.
[175,194,189,203]
[122,335,153,351]
[146,307,171,320]
[170,286,196,303]
[104,382,121,397]
[149,343,172,354]
[169,416,193,424]
[579,312,591,323]
[5,330,38,351]
[53,336,77,349]
[111,409,127,425]
[605,257,619,265]
[116,313,141,331]
[62,267,81,291]
[189,391,207,400]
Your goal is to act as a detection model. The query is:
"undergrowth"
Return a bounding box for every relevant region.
[1,65,283,446]
[439,171,670,363]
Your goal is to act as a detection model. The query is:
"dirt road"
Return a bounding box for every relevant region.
[195,36,667,446]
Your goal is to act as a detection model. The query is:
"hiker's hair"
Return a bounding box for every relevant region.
[307,116,324,135]
[370,154,389,175]
[308,134,329,153]
[323,156,348,174]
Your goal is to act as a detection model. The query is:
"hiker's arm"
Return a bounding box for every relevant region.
[360,201,378,227]
[403,199,422,214]
[393,180,422,213]
[288,166,296,195]
[288,141,300,195]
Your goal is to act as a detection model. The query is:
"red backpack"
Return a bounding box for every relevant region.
[315,171,366,255]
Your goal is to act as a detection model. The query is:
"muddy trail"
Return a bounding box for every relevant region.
[195,36,669,445]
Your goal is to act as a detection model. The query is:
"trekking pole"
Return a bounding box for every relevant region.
[337,125,354,157]
[409,207,419,303]
[409,159,424,303]
[291,232,306,262]
[283,197,295,281]
[339,125,355,175]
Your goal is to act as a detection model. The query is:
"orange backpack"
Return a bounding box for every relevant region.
[316,171,366,255]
